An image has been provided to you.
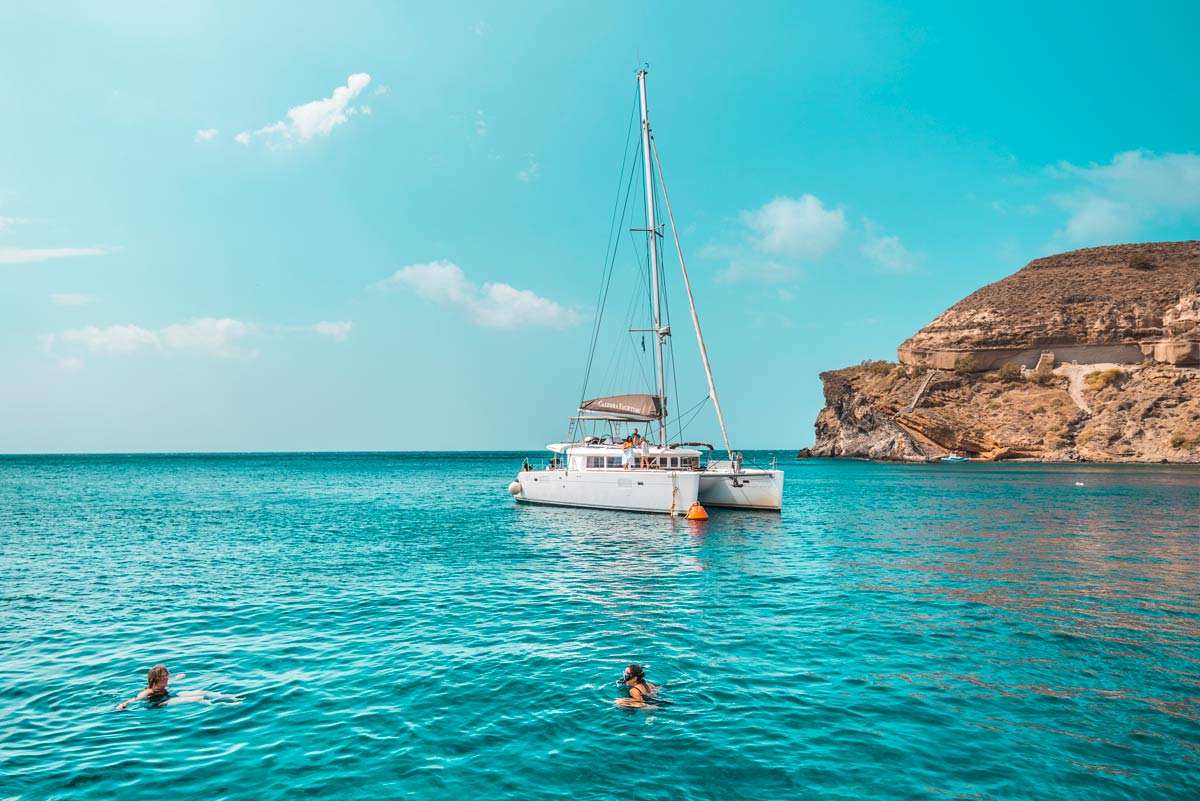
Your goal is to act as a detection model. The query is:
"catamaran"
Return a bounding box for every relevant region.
[507,68,784,514]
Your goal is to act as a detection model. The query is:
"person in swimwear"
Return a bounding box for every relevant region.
[117,664,180,710]
[615,664,657,707]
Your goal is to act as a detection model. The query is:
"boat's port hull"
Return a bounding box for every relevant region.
[514,469,699,514]
[697,469,784,511]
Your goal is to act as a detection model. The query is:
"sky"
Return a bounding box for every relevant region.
[2,0,1198,453]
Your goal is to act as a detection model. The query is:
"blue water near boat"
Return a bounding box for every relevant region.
[1,453,1198,800]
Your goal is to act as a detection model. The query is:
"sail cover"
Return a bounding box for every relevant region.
[578,394,664,420]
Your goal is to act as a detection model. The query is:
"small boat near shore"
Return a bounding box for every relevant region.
[508,68,783,515]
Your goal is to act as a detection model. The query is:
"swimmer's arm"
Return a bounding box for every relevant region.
[117,688,150,710]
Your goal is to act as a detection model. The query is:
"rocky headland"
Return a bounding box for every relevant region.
[812,241,1200,462]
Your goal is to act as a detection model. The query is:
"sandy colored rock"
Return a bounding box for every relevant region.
[813,240,1200,463]
[813,362,1200,463]
[897,241,1200,370]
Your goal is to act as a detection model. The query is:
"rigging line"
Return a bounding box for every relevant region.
[668,394,710,441]
[599,157,642,364]
[675,396,711,438]
[669,332,683,443]
[577,85,641,408]
[651,135,734,456]
[599,269,646,393]
[598,179,644,393]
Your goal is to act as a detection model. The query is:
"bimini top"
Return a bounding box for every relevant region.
[577,393,664,421]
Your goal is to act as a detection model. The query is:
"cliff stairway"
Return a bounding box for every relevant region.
[900,370,940,414]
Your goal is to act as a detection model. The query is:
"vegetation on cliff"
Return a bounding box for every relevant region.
[813,361,1200,462]
[813,241,1200,462]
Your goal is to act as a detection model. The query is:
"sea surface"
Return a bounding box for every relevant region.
[1,453,1198,801]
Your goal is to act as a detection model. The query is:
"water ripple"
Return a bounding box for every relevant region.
[0,455,1197,800]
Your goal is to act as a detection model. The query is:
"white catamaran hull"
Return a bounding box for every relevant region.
[515,469,700,514]
[698,468,784,511]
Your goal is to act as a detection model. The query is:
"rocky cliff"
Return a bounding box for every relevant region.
[813,241,1200,463]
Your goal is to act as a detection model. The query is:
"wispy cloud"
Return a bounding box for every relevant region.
[161,318,254,356]
[860,219,919,272]
[379,260,579,329]
[517,158,540,182]
[0,247,108,265]
[58,324,158,353]
[475,110,488,137]
[247,73,373,147]
[43,315,353,364]
[51,292,94,306]
[194,128,219,143]
[312,321,352,341]
[710,194,846,283]
[0,216,31,232]
[234,131,250,145]
[473,20,490,37]
[1047,150,1200,246]
[741,195,846,260]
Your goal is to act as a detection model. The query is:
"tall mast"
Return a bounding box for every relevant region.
[638,68,667,446]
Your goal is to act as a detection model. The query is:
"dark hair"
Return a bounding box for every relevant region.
[625,664,645,680]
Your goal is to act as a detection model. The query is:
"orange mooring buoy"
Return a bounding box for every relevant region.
[686,502,708,521]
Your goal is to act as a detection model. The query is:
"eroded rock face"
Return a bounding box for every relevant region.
[897,241,1200,369]
[813,363,1200,463]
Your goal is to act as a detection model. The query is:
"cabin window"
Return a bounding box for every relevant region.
[606,457,621,468]
[586,457,602,469]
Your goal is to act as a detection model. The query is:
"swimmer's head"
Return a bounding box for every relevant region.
[147,665,169,690]
[623,664,645,683]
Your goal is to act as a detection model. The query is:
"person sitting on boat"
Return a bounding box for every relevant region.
[621,436,635,470]
[615,664,657,708]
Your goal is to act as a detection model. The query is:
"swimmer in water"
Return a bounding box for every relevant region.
[115,664,213,709]
[615,664,657,708]
[117,664,180,710]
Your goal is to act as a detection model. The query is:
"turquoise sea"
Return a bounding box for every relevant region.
[1,453,1198,800]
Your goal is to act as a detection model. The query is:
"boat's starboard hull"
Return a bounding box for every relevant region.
[697,468,784,511]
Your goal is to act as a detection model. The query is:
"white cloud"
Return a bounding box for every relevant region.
[56,355,84,371]
[1054,195,1136,244]
[194,128,219,143]
[861,220,919,272]
[253,73,372,146]
[48,318,252,358]
[61,324,157,353]
[475,110,488,137]
[313,321,352,341]
[740,195,846,260]
[162,318,253,356]
[517,159,540,182]
[373,84,389,96]
[381,260,579,329]
[51,292,94,306]
[716,259,795,284]
[45,317,351,365]
[473,20,490,37]
[708,193,847,283]
[1049,150,1200,245]
[0,247,108,264]
[234,131,251,145]
[359,105,372,115]
[0,216,30,232]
